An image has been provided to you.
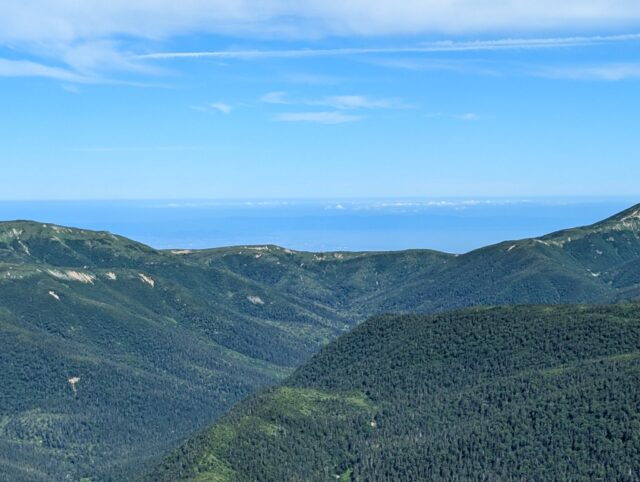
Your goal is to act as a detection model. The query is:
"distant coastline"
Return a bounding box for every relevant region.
[0,198,636,253]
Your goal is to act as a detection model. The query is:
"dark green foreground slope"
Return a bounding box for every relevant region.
[148,304,640,481]
[1,204,640,480]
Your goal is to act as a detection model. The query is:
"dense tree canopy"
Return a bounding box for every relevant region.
[148,305,640,481]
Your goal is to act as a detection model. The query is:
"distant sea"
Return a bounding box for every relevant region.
[0,198,636,254]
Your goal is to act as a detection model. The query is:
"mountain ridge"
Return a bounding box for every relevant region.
[1,204,640,480]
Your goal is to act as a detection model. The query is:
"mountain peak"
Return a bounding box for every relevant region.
[584,203,640,235]
[606,203,640,224]
[541,202,640,244]
[0,220,156,267]
[0,220,110,237]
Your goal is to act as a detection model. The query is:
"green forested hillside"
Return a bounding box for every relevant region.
[193,203,640,314]
[148,304,640,481]
[0,223,357,481]
[1,204,640,480]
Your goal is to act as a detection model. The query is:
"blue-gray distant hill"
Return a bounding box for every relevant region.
[1,204,639,480]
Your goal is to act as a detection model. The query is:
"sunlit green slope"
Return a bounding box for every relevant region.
[148,304,640,481]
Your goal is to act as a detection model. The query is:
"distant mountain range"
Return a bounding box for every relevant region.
[1,204,639,480]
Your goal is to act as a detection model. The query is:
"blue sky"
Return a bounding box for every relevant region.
[1,1,640,200]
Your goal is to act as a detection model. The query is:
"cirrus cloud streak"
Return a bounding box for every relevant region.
[273,111,362,124]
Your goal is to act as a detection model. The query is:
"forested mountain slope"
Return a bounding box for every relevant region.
[1,204,639,480]
[148,304,640,481]
[0,223,338,481]
[190,203,640,314]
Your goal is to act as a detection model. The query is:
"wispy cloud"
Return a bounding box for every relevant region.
[261,92,410,110]
[210,102,232,114]
[326,199,536,211]
[315,95,410,109]
[281,72,343,85]
[273,111,362,124]
[140,33,640,61]
[191,102,233,114]
[376,57,640,82]
[5,30,640,85]
[533,63,640,81]
[456,113,481,121]
[0,56,170,87]
[3,1,640,85]
[0,58,91,82]
[426,112,482,121]
[58,40,163,76]
[370,58,501,76]
[262,92,409,124]
[61,83,81,93]
[4,2,640,47]
[0,38,168,85]
[261,91,289,104]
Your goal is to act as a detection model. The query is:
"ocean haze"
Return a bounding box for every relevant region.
[0,198,635,253]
